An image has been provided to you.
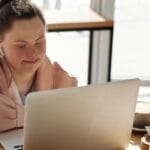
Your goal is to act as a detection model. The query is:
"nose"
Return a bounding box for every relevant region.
[26,47,36,59]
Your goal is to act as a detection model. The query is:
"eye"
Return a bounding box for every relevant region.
[35,41,44,47]
[35,42,40,46]
[35,38,45,47]
[17,44,26,48]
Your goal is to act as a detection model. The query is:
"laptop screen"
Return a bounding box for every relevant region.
[24,79,140,150]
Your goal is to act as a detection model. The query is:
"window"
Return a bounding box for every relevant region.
[32,0,90,11]
[112,0,150,101]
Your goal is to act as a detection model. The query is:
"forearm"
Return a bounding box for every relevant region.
[0,94,24,132]
[35,56,53,91]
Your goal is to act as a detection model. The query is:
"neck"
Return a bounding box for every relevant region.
[11,70,36,95]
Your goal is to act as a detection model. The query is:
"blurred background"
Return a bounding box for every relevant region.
[31,0,150,102]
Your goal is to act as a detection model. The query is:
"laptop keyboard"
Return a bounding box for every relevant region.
[13,145,23,150]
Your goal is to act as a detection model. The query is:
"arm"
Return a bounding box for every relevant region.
[34,55,53,91]
[0,94,24,132]
[35,55,78,90]
[0,57,24,132]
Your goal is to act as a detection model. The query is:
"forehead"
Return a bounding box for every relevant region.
[3,17,45,41]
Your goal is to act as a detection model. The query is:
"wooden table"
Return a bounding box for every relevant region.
[127,131,145,150]
[0,131,145,150]
[44,9,113,84]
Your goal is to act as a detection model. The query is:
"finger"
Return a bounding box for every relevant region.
[0,56,12,85]
[0,48,4,58]
[0,56,11,74]
[0,66,10,95]
[0,65,6,83]
[71,77,78,86]
[0,64,4,74]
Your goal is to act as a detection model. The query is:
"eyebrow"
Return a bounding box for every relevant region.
[14,35,45,43]
[36,35,45,41]
[14,40,26,43]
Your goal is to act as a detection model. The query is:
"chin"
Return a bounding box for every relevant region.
[23,61,41,73]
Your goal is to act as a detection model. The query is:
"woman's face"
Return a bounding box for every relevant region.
[1,16,46,74]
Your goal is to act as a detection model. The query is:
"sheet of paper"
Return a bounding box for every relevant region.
[0,129,23,150]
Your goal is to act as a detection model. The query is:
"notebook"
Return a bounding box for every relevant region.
[23,79,140,150]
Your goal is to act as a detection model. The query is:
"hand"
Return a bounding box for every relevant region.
[0,56,12,96]
[35,56,53,91]
[53,62,78,88]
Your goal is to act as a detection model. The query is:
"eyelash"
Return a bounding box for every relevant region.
[18,45,26,48]
[35,43,40,45]
[16,41,43,49]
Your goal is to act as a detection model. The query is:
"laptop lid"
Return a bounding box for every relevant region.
[24,79,140,150]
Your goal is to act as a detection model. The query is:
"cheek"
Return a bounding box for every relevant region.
[5,53,21,65]
[3,48,22,64]
[4,54,20,70]
[39,45,46,57]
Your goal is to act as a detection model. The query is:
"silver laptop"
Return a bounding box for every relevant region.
[23,79,140,150]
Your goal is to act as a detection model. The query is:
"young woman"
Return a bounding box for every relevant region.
[0,0,77,132]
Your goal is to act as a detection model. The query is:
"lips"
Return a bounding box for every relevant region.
[23,59,40,64]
